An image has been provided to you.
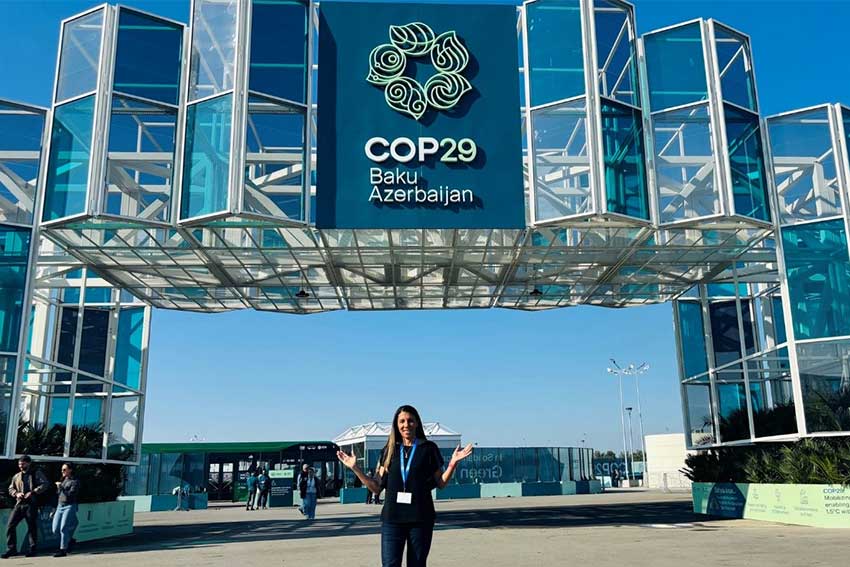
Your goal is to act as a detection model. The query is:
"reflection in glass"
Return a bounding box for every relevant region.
[781,219,850,340]
[714,25,756,112]
[748,348,796,438]
[0,227,30,353]
[653,104,719,223]
[114,10,183,105]
[724,104,770,221]
[180,94,233,219]
[797,340,850,433]
[526,0,584,107]
[677,301,708,378]
[189,0,238,101]
[601,99,648,219]
[643,22,707,111]
[250,0,308,103]
[56,10,104,102]
[114,308,144,389]
[43,96,95,221]
[594,0,637,106]
[532,99,591,220]
[0,104,44,225]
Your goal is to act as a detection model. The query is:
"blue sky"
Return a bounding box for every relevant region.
[1,0,848,451]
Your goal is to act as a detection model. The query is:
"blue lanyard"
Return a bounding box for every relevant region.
[399,441,417,491]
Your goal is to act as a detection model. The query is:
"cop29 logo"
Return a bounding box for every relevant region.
[366,22,471,120]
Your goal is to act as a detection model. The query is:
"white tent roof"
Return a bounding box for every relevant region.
[334,422,461,445]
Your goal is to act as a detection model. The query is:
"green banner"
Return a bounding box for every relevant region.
[693,482,850,528]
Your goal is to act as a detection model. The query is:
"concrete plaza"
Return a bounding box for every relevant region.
[16,490,848,566]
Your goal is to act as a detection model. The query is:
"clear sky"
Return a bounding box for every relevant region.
[1,0,848,451]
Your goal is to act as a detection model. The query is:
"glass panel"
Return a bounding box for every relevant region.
[601,99,648,219]
[781,219,850,340]
[114,10,183,105]
[643,22,707,111]
[594,0,637,106]
[526,0,585,107]
[124,452,149,494]
[189,0,238,101]
[0,104,44,225]
[797,340,850,433]
[709,299,754,367]
[724,104,770,222]
[43,96,95,221]
[717,376,750,441]
[107,394,139,461]
[56,307,110,377]
[0,227,30,353]
[747,348,796,438]
[243,96,305,220]
[106,95,177,223]
[69,396,104,458]
[767,107,840,225]
[539,448,559,482]
[56,9,104,102]
[114,307,144,389]
[676,301,708,378]
[516,448,537,482]
[249,0,307,103]
[714,25,756,112]
[157,453,184,494]
[180,94,233,219]
[772,296,787,345]
[653,104,719,223]
[532,99,592,220]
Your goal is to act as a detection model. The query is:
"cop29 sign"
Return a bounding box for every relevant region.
[317,2,524,229]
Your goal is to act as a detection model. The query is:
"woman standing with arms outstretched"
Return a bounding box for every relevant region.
[337,405,473,567]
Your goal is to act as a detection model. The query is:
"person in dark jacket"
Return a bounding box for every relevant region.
[52,463,80,557]
[299,467,319,519]
[246,472,258,511]
[2,455,49,558]
[337,405,474,567]
[256,469,271,509]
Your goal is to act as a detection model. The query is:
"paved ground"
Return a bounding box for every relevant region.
[7,489,848,566]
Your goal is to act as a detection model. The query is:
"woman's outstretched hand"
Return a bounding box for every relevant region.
[337,450,357,470]
[449,444,474,466]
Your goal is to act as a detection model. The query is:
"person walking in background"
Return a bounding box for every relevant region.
[299,467,319,520]
[52,463,80,558]
[611,466,620,488]
[296,463,309,515]
[246,471,258,511]
[2,455,49,558]
[257,469,270,509]
[366,469,375,504]
[337,405,474,567]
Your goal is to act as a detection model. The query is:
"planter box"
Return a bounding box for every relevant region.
[0,500,134,550]
[119,494,208,512]
[340,487,368,504]
[436,484,481,500]
[480,482,522,498]
[693,482,850,528]
[576,480,602,494]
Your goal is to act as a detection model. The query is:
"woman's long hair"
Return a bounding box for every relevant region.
[382,405,427,470]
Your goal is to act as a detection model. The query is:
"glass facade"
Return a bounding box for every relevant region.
[781,219,850,341]
[643,22,707,112]
[525,0,584,107]
[114,9,183,105]
[180,94,233,219]
[601,100,648,219]
[43,96,95,221]
[56,9,104,103]
[4,0,850,463]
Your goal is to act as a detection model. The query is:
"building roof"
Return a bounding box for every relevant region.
[333,422,460,444]
[141,441,335,454]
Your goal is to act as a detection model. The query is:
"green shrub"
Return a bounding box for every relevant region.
[682,437,850,485]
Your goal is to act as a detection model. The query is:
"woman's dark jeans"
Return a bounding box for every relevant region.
[381,522,434,567]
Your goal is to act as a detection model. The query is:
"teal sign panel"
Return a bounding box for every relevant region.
[317,1,525,229]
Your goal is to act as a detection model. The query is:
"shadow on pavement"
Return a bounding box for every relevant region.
[78,500,713,556]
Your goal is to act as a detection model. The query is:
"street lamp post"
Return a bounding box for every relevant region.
[606,362,631,483]
[624,363,649,479]
[625,406,636,484]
